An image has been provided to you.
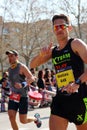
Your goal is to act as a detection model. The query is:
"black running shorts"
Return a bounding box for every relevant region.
[8,97,29,114]
[51,94,87,125]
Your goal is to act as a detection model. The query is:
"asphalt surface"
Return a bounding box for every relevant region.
[0,104,77,130]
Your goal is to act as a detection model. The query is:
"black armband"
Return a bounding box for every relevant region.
[75,79,81,85]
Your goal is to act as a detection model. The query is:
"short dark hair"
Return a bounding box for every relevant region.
[52,14,70,25]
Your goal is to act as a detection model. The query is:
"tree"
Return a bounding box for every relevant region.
[59,0,87,40]
[0,0,54,69]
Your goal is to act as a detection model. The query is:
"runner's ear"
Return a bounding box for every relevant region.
[68,25,72,31]
[48,43,53,50]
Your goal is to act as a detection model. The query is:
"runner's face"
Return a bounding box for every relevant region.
[7,54,18,64]
[53,19,69,40]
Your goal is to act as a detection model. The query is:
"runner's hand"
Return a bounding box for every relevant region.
[14,82,22,89]
[27,76,36,85]
[61,82,79,93]
[40,43,53,57]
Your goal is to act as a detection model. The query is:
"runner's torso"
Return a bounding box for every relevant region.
[52,38,87,97]
[8,62,28,97]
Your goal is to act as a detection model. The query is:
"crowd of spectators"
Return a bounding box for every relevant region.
[30,68,57,92]
[0,68,57,111]
[0,71,10,111]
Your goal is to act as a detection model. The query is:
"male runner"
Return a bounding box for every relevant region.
[30,14,87,130]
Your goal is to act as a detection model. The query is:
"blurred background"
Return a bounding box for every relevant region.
[0,0,87,77]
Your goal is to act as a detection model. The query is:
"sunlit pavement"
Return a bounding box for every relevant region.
[9,128,76,130]
[7,124,76,130]
[8,127,76,130]
[0,106,76,130]
[8,124,76,130]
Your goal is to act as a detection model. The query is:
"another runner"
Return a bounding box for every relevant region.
[30,14,87,130]
[5,50,42,130]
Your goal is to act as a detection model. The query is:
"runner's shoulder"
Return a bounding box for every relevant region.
[71,38,87,49]
[72,38,85,45]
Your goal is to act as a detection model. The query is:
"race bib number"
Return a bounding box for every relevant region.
[56,69,75,88]
[9,93,21,103]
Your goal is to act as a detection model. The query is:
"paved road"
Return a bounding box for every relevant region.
[0,106,76,130]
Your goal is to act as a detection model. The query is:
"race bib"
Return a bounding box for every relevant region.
[56,69,75,88]
[9,93,21,103]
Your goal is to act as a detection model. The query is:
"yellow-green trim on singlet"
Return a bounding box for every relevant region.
[83,98,87,123]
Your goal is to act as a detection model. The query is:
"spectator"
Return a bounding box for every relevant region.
[30,68,37,90]
[37,69,45,92]
[44,69,53,91]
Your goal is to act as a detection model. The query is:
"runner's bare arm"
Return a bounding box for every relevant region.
[20,64,35,85]
[72,38,87,83]
[61,39,87,94]
[62,39,87,93]
[30,43,53,68]
[72,38,87,64]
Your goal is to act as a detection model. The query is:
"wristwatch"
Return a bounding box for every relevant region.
[75,79,81,85]
[21,82,27,88]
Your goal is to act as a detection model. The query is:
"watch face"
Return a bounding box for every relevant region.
[75,79,81,85]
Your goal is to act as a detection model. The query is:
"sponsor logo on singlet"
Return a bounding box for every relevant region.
[52,52,75,89]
